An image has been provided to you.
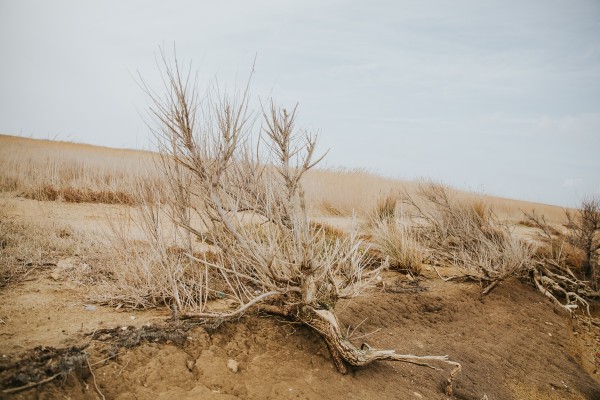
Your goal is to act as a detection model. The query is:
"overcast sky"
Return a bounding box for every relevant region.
[1,0,599,207]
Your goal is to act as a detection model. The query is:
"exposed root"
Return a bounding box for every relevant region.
[1,374,61,395]
[88,324,190,358]
[181,299,462,393]
[433,266,502,295]
[299,306,461,393]
[178,290,284,322]
[1,323,207,394]
[0,345,89,394]
[530,266,594,315]
[86,357,106,400]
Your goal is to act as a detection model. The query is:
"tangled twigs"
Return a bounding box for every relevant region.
[405,183,600,316]
[529,262,600,316]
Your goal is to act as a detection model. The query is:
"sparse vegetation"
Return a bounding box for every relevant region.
[0,204,96,289]
[566,196,600,289]
[1,134,600,397]
[127,52,463,388]
[401,182,535,293]
[402,182,600,314]
[1,67,599,400]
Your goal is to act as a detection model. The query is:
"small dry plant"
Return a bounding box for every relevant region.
[368,195,424,275]
[371,220,424,275]
[127,51,461,389]
[90,201,214,310]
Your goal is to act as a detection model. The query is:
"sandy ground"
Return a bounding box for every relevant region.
[1,194,600,399]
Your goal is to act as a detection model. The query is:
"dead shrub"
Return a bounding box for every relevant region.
[402,182,534,293]
[521,206,600,313]
[89,225,212,310]
[119,50,462,388]
[406,183,599,313]
[565,196,600,288]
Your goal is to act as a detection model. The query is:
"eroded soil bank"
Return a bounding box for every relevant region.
[1,270,599,400]
[1,194,599,399]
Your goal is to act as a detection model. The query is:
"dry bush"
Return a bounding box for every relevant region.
[522,200,600,311]
[565,197,600,288]
[403,182,535,293]
[90,240,211,311]
[126,51,461,389]
[81,197,218,310]
[407,182,599,314]
[522,209,581,267]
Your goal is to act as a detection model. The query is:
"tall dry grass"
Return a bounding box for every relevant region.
[302,168,416,216]
[0,134,161,204]
[0,135,416,215]
[0,134,567,221]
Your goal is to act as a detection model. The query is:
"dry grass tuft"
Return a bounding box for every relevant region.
[309,221,348,242]
[371,219,423,275]
[0,204,97,289]
[370,193,398,224]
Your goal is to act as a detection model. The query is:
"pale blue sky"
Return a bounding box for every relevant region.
[1,0,599,206]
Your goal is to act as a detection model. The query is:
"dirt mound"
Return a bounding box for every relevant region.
[2,271,599,399]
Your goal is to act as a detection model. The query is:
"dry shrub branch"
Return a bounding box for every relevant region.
[134,51,461,390]
[565,196,600,289]
[523,199,600,313]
